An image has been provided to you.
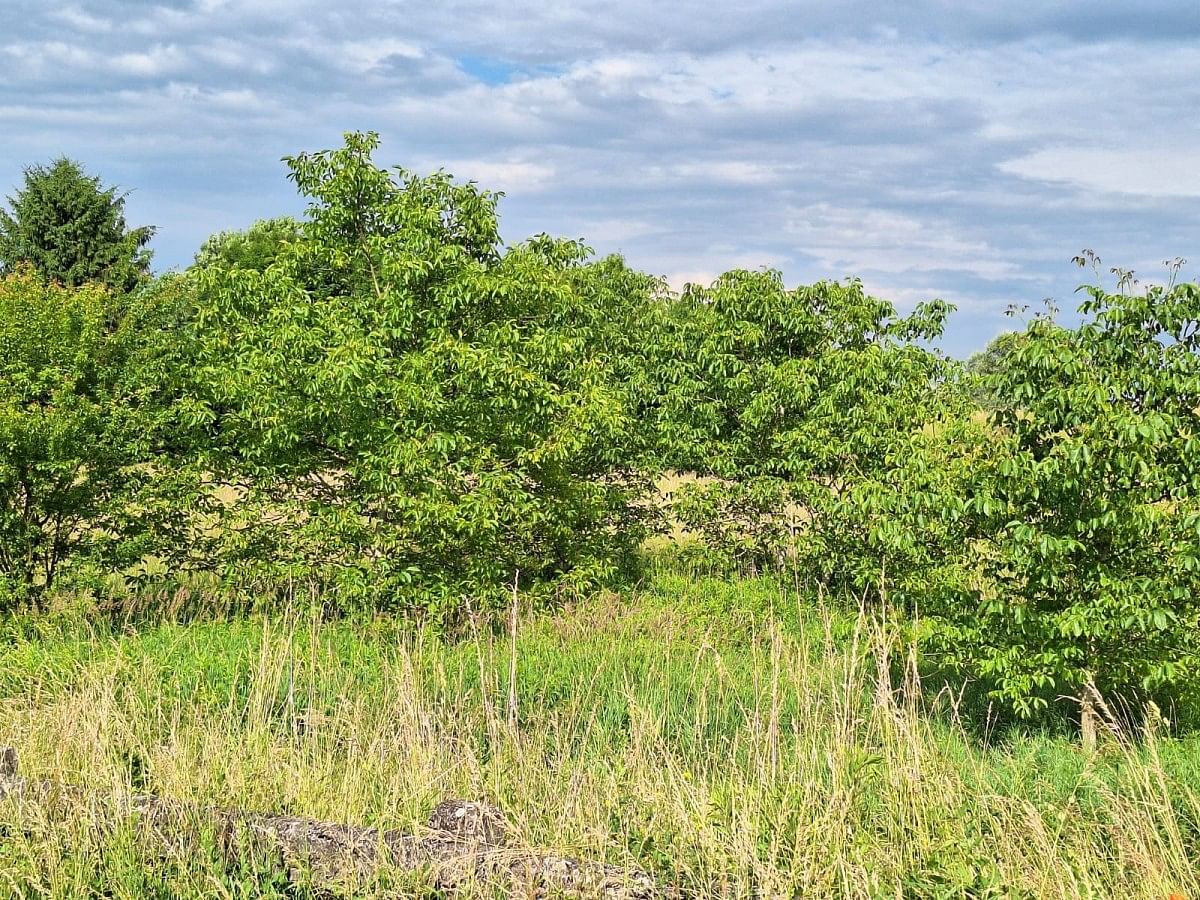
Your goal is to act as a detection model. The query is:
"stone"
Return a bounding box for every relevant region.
[427,798,509,846]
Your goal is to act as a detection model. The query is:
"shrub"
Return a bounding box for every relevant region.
[637,268,955,574]
[936,271,1200,716]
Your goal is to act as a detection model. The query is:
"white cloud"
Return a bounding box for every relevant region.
[194,38,278,75]
[3,40,96,72]
[331,38,425,75]
[671,160,782,186]
[999,146,1200,199]
[659,251,790,291]
[662,270,721,291]
[786,203,1025,280]
[112,44,189,77]
[2,0,1198,356]
[159,82,267,112]
[858,281,993,315]
[430,159,556,193]
[50,6,114,32]
[563,217,659,242]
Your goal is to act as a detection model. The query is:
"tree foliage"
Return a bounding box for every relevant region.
[636,269,954,572]
[3,138,1198,724]
[964,330,1034,409]
[0,268,186,604]
[187,132,652,617]
[0,158,154,292]
[936,277,1200,713]
[193,217,300,273]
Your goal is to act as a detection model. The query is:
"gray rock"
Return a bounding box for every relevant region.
[427,798,509,846]
[0,763,667,897]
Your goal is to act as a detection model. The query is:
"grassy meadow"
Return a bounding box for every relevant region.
[1,569,1198,898]
[5,115,1200,900]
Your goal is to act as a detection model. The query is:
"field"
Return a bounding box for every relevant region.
[1,569,1198,899]
[4,136,1200,897]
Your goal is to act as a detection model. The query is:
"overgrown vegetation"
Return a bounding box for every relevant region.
[0,268,193,601]
[1,131,1198,896]
[185,133,657,613]
[1,576,1198,897]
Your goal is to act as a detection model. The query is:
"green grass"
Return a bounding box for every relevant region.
[0,572,1198,897]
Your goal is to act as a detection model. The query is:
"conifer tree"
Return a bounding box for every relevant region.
[0,158,154,292]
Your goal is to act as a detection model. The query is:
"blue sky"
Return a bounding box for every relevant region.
[2,1,1197,355]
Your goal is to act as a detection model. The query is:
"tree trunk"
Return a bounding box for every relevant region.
[1079,684,1098,753]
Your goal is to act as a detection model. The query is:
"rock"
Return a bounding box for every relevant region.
[0,765,667,897]
[427,798,509,846]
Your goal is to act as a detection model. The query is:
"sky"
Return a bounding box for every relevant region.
[2,1,1197,356]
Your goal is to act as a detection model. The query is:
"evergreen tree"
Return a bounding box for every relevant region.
[0,158,154,292]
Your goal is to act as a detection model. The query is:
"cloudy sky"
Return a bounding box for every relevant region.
[3,1,1197,354]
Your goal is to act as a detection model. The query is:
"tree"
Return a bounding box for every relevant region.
[964,330,1033,409]
[0,158,154,292]
[635,269,955,573]
[187,132,652,618]
[0,267,183,604]
[802,378,992,612]
[933,269,1200,722]
[193,216,300,273]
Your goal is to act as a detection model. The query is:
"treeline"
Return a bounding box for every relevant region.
[2,132,1199,720]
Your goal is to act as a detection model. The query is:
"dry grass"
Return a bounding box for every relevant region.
[0,574,1197,897]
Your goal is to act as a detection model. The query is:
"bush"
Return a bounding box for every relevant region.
[938,274,1200,715]
[636,268,955,574]
[822,266,1200,718]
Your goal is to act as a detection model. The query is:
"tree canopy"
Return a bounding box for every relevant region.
[3,135,1198,727]
[193,216,300,273]
[0,158,154,292]
[186,132,655,617]
[0,267,188,602]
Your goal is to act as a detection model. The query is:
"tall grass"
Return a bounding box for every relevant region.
[0,574,1197,897]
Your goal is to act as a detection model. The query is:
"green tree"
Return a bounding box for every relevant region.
[187,132,651,618]
[636,269,954,573]
[964,330,1032,409]
[0,158,154,292]
[0,267,186,604]
[193,216,300,273]
[932,270,1200,722]
[802,381,991,611]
